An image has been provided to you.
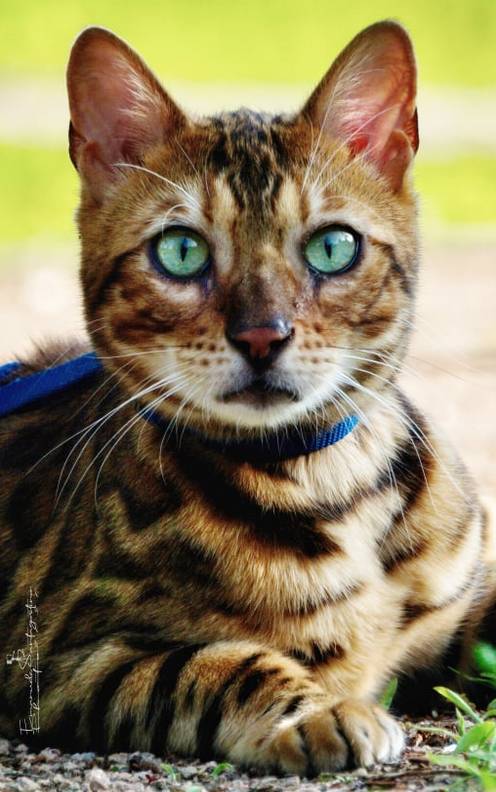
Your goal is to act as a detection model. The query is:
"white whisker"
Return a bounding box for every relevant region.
[113,161,200,210]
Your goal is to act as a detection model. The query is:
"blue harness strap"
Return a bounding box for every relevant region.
[0,352,102,419]
[0,352,359,460]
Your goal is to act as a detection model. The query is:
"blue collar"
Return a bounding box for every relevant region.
[0,352,358,462]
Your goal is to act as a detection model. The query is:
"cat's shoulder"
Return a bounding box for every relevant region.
[0,339,91,385]
[0,339,100,442]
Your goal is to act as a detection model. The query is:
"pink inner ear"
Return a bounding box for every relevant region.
[331,64,416,166]
[68,31,178,168]
[307,23,418,178]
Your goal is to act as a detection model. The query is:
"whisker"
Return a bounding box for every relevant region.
[340,372,464,503]
[55,371,188,508]
[92,378,191,506]
[113,162,200,210]
[175,139,211,199]
[333,382,412,552]
[23,359,145,479]
[157,377,207,485]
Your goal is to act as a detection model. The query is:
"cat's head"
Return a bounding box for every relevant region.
[67,21,418,437]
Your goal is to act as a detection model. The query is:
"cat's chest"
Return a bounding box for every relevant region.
[91,458,407,664]
[97,457,396,611]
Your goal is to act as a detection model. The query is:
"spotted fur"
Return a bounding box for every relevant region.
[0,21,494,775]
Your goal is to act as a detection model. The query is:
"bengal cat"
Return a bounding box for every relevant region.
[0,20,494,775]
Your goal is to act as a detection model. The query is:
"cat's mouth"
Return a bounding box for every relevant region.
[221,378,299,408]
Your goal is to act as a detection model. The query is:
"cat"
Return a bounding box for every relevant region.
[0,19,494,775]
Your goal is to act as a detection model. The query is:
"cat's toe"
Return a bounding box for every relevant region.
[268,704,349,775]
[261,699,404,775]
[333,700,405,767]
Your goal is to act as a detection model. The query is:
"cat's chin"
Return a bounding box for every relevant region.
[204,372,342,430]
[202,381,328,431]
[220,380,299,410]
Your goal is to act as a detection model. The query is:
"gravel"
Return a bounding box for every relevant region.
[0,718,471,791]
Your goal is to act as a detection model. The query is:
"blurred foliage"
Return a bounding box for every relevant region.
[428,686,496,789]
[0,1,495,248]
[416,155,496,226]
[1,144,495,245]
[0,145,77,244]
[0,0,495,86]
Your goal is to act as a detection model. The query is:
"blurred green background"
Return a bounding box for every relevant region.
[2,0,495,83]
[0,0,495,246]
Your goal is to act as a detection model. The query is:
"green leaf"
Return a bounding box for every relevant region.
[456,707,466,736]
[455,722,496,754]
[480,673,496,690]
[480,771,496,791]
[473,643,496,676]
[466,750,496,766]
[161,763,177,781]
[380,677,398,710]
[428,752,482,776]
[211,762,234,777]
[434,686,482,722]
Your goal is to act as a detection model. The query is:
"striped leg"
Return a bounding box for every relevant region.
[36,639,404,773]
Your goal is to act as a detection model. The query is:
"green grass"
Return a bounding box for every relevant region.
[0,0,495,86]
[0,144,78,243]
[411,646,496,790]
[416,154,496,226]
[427,686,496,790]
[0,144,494,246]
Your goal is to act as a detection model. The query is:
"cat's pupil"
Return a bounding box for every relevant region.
[180,237,189,262]
[324,237,333,258]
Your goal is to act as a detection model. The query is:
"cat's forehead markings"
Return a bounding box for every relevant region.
[206,110,288,216]
[275,179,303,223]
[210,174,238,223]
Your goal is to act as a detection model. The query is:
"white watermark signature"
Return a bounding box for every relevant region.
[6,587,41,734]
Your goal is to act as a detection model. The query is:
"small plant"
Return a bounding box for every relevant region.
[211,761,234,777]
[427,685,496,790]
[473,642,496,691]
[161,762,178,781]
[380,677,398,710]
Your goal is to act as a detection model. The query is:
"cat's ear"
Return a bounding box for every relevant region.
[301,21,418,191]
[67,27,187,200]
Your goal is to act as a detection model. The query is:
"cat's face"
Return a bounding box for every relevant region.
[68,22,419,435]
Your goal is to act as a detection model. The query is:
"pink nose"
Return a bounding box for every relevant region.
[230,325,292,360]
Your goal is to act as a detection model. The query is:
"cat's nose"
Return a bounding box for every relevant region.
[227,318,294,368]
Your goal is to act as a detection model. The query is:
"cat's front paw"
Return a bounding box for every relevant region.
[264,699,404,775]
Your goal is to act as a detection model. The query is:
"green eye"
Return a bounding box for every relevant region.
[304,226,359,274]
[153,228,210,278]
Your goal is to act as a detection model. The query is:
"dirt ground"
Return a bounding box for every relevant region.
[0,716,485,791]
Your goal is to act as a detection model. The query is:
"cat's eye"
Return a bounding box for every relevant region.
[304,226,359,275]
[152,228,210,278]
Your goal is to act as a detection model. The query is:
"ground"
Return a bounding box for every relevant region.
[0,716,483,791]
